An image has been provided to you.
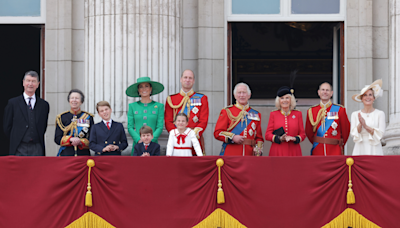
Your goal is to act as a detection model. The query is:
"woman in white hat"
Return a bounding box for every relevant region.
[350,79,385,155]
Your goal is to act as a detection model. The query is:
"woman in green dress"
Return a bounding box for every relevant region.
[126,77,165,155]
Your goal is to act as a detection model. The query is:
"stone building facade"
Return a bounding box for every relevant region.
[1,0,399,156]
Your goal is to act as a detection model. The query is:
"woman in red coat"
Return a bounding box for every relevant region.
[265,86,306,156]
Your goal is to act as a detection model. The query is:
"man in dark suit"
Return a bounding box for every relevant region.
[133,126,160,156]
[89,101,128,155]
[3,71,50,156]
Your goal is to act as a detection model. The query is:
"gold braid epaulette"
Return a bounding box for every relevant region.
[56,111,92,136]
[224,106,246,131]
[308,107,326,132]
[167,95,191,120]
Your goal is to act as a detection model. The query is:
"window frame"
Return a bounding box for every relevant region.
[0,0,46,24]
[227,0,346,22]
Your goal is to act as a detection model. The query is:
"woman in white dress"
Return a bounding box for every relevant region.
[166,113,203,156]
[350,79,385,155]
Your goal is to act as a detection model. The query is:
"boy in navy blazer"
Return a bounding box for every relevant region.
[133,126,160,156]
[89,101,128,155]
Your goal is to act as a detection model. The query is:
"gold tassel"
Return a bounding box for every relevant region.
[346,157,355,205]
[85,159,95,207]
[216,158,225,204]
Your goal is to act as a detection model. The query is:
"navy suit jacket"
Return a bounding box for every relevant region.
[89,120,128,155]
[3,95,49,155]
[133,142,160,156]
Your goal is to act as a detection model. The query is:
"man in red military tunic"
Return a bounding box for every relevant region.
[214,83,264,156]
[305,82,350,155]
[165,69,209,155]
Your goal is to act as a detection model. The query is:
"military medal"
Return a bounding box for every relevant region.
[331,121,338,136]
[251,122,256,130]
[292,115,296,119]
[193,115,199,123]
[249,129,253,136]
[192,106,199,114]
[327,112,339,120]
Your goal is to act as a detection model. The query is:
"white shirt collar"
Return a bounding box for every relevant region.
[103,119,112,127]
[23,92,36,107]
[23,92,36,100]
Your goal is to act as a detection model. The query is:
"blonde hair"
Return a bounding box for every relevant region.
[140,126,153,135]
[275,94,297,110]
[96,101,111,112]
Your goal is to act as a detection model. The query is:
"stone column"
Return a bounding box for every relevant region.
[84,0,181,153]
[384,0,400,154]
[84,0,181,121]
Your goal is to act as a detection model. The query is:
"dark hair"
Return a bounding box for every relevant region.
[23,71,40,82]
[140,126,153,135]
[174,113,188,122]
[137,82,152,96]
[67,89,85,103]
[96,101,111,112]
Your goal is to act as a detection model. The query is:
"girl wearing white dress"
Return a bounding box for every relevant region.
[350,79,385,155]
[166,113,203,156]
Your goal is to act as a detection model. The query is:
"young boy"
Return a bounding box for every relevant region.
[166,113,203,156]
[133,126,160,156]
[89,101,128,155]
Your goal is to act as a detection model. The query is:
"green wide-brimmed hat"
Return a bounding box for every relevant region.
[125,76,164,97]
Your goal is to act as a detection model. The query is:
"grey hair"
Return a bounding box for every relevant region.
[68,89,85,103]
[23,71,40,82]
[233,82,251,96]
[319,82,333,91]
[275,94,297,111]
[181,69,195,79]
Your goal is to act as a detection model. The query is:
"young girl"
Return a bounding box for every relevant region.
[166,113,203,156]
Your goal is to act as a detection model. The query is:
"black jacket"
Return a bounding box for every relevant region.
[3,95,49,155]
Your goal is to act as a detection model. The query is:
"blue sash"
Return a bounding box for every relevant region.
[182,93,204,115]
[310,104,340,155]
[219,109,258,155]
[57,113,91,156]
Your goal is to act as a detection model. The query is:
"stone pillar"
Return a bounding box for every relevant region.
[197,0,225,155]
[84,0,181,121]
[384,0,400,154]
[84,0,181,154]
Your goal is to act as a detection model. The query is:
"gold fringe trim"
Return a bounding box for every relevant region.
[346,158,355,205]
[85,159,95,207]
[65,212,116,228]
[193,209,247,228]
[321,208,381,228]
[216,158,225,204]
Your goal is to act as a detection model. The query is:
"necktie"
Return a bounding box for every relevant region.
[28,97,32,110]
[145,145,148,150]
[106,122,110,130]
